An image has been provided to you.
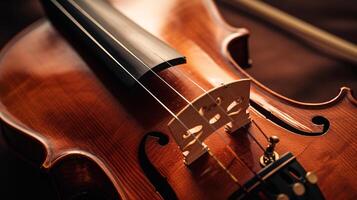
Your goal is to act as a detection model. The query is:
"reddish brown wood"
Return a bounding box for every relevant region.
[0,0,356,199]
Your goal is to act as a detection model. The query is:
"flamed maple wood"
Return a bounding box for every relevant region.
[0,0,356,199]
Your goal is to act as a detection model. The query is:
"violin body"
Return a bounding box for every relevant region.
[0,0,356,199]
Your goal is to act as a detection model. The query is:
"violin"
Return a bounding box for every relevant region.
[0,0,356,199]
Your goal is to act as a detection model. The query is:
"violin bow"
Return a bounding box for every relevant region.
[219,0,357,64]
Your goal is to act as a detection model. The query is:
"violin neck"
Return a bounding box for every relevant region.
[41,0,186,86]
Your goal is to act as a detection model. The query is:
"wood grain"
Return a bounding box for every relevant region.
[0,0,356,199]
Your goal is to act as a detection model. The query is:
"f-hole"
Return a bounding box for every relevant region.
[138,132,178,200]
[250,100,330,136]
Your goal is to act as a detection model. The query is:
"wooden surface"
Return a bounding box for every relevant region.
[0,0,356,199]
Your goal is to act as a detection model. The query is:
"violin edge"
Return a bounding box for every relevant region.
[221,33,357,108]
[0,20,128,199]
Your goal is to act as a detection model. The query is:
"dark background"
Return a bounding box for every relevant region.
[0,0,356,199]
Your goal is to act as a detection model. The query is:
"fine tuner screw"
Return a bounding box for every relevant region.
[260,136,280,167]
[306,171,318,184]
[292,182,306,196]
[276,194,289,200]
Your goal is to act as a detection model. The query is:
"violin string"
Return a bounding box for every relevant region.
[154,53,268,171]
[251,119,269,140]
[65,0,245,188]
[157,57,271,189]
[157,53,267,152]
[149,53,255,185]
[69,0,274,194]
[152,50,269,186]
[68,0,258,190]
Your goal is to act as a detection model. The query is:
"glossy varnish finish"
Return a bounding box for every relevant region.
[0,0,356,199]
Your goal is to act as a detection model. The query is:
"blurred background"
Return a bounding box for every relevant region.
[0,0,356,199]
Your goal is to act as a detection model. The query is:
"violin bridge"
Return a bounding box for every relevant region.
[168,79,251,165]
